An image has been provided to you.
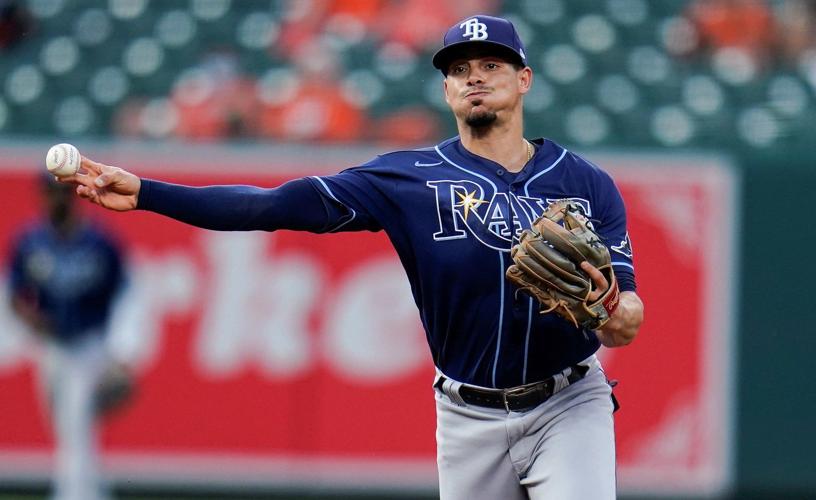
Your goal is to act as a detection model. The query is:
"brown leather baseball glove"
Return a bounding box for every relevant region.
[506,200,620,330]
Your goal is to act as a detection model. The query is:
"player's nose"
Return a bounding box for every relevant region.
[466,69,486,85]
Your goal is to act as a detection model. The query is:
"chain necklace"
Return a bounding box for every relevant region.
[525,139,533,163]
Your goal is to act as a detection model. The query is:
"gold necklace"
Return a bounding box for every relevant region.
[525,139,533,162]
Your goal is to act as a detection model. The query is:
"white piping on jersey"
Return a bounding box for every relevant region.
[612,261,635,270]
[518,147,571,384]
[310,176,358,232]
[492,251,507,388]
[435,144,513,387]
[523,147,568,197]
[434,145,499,191]
[522,148,567,384]
[522,150,637,274]
[522,296,533,384]
[434,145,517,252]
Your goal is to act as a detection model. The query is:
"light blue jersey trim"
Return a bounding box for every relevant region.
[491,251,507,388]
[434,145,498,190]
[522,296,533,384]
[434,145,514,252]
[434,145,508,387]
[523,148,567,197]
[310,176,358,232]
[612,261,635,271]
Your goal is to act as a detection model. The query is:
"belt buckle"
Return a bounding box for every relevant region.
[501,385,529,412]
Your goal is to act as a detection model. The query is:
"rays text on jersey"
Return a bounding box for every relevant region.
[427,180,549,250]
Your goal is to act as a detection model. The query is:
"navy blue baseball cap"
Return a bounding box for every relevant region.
[432,15,528,74]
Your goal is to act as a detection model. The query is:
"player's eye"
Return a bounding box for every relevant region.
[485,62,499,70]
[450,64,467,74]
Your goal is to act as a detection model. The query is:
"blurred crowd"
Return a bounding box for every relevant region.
[677,0,816,74]
[3,0,816,145]
[113,0,498,145]
[115,0,497,144]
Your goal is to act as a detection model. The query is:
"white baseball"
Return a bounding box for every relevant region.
[45,143,81,177]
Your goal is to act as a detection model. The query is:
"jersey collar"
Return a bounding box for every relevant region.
[436,136,565,184]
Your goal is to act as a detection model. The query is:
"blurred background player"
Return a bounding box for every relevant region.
[6,174,128,500]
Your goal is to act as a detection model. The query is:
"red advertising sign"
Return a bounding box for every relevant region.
[0,145,736,495]
[603,155,737,496]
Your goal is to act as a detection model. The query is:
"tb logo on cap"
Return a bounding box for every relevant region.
[460,18,488,41]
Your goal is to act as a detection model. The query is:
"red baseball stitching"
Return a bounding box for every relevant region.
[53,145,67,170]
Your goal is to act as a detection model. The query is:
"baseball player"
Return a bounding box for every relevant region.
[60,15,643,500]
[7,175,127,500]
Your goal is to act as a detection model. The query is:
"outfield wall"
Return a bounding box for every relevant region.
[6,141,804,499]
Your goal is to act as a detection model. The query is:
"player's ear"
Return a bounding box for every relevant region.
[443,79,452,105]
[518,67,532,95]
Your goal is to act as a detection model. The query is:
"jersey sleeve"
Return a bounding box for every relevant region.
[137,177,369,233]
[593,170,637,293]
[304,161,389,233]
[136,160,387,234]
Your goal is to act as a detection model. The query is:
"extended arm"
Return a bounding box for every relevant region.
[136,179,334,231]
[61,157,341,232]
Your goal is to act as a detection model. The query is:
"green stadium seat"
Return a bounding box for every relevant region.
[0,2,808,147]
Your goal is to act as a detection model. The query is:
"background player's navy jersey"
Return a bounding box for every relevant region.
[307,137,636,388]
[8,222,125,344]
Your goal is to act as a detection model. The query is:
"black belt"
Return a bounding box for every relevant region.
[435,364,589,412]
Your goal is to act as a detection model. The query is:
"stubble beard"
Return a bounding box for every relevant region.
[464,100,497,133]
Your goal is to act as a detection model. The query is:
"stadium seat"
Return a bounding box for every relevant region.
[0,1,810,150]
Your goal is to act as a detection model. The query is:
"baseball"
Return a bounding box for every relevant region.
[45,143,81,177]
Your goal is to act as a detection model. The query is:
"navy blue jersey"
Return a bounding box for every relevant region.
[8,221,125,344]
[138,137,635,388]
[306,137,635,388]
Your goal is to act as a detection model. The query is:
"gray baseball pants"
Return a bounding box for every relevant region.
[434,357,616,500]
